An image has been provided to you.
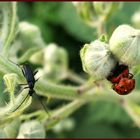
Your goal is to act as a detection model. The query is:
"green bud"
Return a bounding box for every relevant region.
[17,120,46,138]
[99,34,108,43]
[80,40,116,80]
[19,21,45,47]
[19,21,40,40]
[109,24,140,66]
[3,73,18,94]
[94,2,122,20]
[52,118,75,133]
[132,11,140,28]
[43,43,68,81]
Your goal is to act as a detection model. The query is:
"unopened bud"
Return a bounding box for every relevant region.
[109,24,140,66]
[3,73,18,94]
[43,43,68,81]
[132,11,140,28]
[80,40,116,80]
[19,21,45,47]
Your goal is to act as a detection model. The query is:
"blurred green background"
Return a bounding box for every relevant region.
[17,2,140,138]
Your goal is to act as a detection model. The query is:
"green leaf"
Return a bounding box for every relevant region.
[132,64,140,75]
[17,120,46,138]
[58,3,95,42]
[33,2,61,23]
[0,118,21,138]
[87,101,132,125]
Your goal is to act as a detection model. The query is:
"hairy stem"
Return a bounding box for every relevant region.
[96,18,106,37]
[20,110,45,121]
[0,89,31,120]
[0,56,140,105]
[45,99,86,130]
[2,2,17,56]
[66,70,86,84]
[18,47,42,64]
[121,99,140,128]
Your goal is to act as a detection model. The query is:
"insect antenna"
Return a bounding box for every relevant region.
[8,59,21,67]
[33,91,51,117]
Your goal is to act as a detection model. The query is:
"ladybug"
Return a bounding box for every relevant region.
[107,63,135,95]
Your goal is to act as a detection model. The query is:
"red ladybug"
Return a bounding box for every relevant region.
[112,78,135,95]
[107,63,135,95]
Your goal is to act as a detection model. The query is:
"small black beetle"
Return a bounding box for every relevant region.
[20,64,38,96]
[9,60,50,115]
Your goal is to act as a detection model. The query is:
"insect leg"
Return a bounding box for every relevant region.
[13,94,29,112]
[21,67,26,77]
[19,84,28,86]
[8,59,25,76]
[34,91,51,117]
[8,59,26,78]
[112,83,117,90]
[129,73,133,79]
[23,86,29,89]
[33,70,38,76]
[35,78,39,82]
[8,59,20,67]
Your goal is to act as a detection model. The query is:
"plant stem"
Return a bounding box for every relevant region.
[66,70,86,84]
[1,55,140,129]
[35,80,122,103]
[18,47,42,64]
[20,110,45,121]
[44,91,140,130]
[2,2,17,56]
[96,18,106,37]
[121,99,140,128]
[45,99,86,130]
[0,89,31,119]
[0,55,140,105]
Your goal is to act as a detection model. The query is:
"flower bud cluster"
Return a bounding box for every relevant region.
[80,24,140,79]
[73,2,121,27]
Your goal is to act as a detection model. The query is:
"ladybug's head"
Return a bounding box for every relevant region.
[107,65,129,83]
[112,78,135,95]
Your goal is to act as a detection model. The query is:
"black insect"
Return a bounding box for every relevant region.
[11,62,50,115]
[20,64,38,96]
